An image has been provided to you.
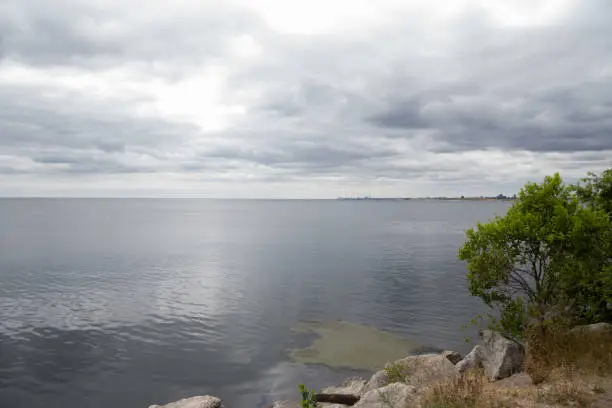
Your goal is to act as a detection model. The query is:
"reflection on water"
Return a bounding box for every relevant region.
[289,320,425,370]
[0,199,510,408]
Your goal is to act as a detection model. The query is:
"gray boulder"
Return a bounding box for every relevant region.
[364,354,457,392]
[354,383,416,408]
[570,322,612,335]
[494,372,533,389]
[456,331,524,381]
[270,402,296,408]
[365,369,389,392]
[322,379,367,396]
[455,345,485,374]
[480,330,524,380]
[149,396,223,408]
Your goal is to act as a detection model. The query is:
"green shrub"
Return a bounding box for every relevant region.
[384,361,408,383]
[298,384,317,408]
[459,171,612,339]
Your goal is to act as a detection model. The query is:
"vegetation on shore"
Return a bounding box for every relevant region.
[298,384,318,408]
[423,168,612,408]
[459,169,612,340]
[296,168,612,407]
[420,327,612,408]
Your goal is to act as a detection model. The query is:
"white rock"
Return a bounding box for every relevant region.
[455,345,485,373]
[270,401,295,408]
[364,354,457,392]
[456,331,525,381]
[480,330,525,380]
[354,383,416,408]
[365,369,389,392]
[149,396,223,408]
[322,379,367,396]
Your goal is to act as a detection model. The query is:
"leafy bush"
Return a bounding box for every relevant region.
[459,171,612,338]
[298,384,317,408]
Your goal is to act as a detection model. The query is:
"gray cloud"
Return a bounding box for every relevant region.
[361,4,612,154]
[0,0,265,72]
[0,0,611,196]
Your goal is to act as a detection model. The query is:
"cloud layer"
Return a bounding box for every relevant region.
[1,0,611,197]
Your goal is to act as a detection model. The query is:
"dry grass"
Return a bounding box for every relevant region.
[524,326,612,384]
[419,371,598,408]
[419,327,612,408]
[535,380,593,407]
[420,370,511,408]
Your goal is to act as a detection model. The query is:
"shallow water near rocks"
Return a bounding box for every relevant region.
[290,320,430,370]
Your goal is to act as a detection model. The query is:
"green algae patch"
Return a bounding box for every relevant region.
[289,320,422,371]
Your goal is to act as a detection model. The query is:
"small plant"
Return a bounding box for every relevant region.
[298,384,317,408]
[384,361,408,383]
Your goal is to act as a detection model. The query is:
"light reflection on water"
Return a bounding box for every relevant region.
[0,199,509,408]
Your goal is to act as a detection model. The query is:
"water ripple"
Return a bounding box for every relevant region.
[0,199,509,408]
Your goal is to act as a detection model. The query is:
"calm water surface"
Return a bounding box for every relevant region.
[0,199,510,408]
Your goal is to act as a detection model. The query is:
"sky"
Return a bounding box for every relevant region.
[0,0,611,198]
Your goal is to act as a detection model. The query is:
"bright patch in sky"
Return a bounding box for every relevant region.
[481,0,572,26]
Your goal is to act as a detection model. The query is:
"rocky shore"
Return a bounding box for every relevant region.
[149,328,535,408]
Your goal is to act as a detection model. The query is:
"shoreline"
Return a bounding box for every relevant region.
[149,330,519,408]
[149,324,612,408]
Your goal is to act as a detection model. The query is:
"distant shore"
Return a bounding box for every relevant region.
[337,197,516,201]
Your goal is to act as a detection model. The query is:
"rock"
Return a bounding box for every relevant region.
[270,402,291,408]
[570,323,612,335]
[455,345,485,373]
[456,331,525,381]
[149,396,223,408]
[315,393,360,405]
[441,350,462,365]
[365,370,388,392]
[494,373,533,389]
[480,330,525,380]
[322,379,367,396]
[364,354,457,392]
[354,383,416,408]
[270,401,298,408]
[271,382,365,408]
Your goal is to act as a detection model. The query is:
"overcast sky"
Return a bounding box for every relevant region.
[1,0,611,198]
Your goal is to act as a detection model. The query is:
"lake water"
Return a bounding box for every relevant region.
[0,199,510,408]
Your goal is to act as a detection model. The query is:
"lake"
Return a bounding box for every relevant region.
[0,199,510,408]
